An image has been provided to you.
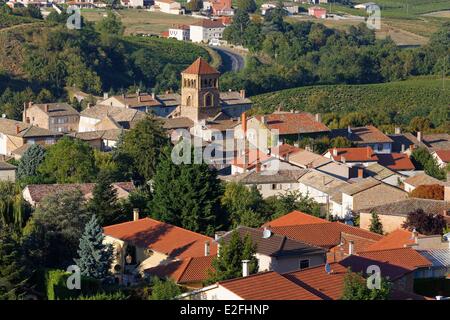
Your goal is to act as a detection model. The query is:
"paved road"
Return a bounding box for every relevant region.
[211,46,246,73]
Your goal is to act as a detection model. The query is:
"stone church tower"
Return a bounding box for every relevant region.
[180,58,221,122]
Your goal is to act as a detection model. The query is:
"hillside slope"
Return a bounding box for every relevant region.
[251,77,450,127]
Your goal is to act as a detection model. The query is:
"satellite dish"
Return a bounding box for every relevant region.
[325,263,331,274]
[262,227,272,239]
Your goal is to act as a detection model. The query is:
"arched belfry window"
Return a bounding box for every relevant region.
[204,93,213,107]
[186,95,192,106]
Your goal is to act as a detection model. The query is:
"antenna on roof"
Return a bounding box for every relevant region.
[325,263,331,274]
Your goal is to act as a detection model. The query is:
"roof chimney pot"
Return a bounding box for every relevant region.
[242,260,250,277]
[133,208,139,221]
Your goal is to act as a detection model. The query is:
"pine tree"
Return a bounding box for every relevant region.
[207,231,258,284]
[0,226,29,300]
[17,144,46,182]
[88,171,121,226]
[150,147,224,235]
[75,215,113,280]
[369,212,384,235]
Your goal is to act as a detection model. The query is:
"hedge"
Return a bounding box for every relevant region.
[45,269,101,300]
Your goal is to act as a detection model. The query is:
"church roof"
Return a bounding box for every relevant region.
[182,58,220,75]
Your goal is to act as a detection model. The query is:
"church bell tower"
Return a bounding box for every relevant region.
[180,58,221,122]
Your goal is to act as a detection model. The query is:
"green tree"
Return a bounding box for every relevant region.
[75,215,113,280]
[0,225,29,300]
[236,0,256,13]
[17,144,47,183]
[341,269,391,300]
[0,181,29,229]
[96,10,124,36]
[150,277,181,300]
[38,137,97,183]
[185,0,203,11]
[114,116,169,185]
[208,231,258,283]
[150,147,224,235]
[23,190,91,268]
[221,182,266,228]
[87,172,122,226]
[369,212,383,235]
[266,190,321,219]
[411,147,446,181]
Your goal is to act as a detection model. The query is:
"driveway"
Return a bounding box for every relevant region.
[211,46,246,73]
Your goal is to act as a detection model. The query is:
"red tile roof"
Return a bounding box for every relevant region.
[339,255,414,281]
[358,247,432,270]
[348,125,393,144]
[328,232,378,262]
[25,182,134,204]
[219,271,322,300]
[270,222,382,249]
[365,229,417,251]
[270,143,303,159]
[377,153,415,171]
[103,218,217,259]
[182,58,220,75]
[192,19,225,28]
[285,263,348,300]
[328,147,378,162]
[262,210,330,228]
[145,255,215,284]
[255,112,330,135]
[434,149,450,163]
[231,148,272,169]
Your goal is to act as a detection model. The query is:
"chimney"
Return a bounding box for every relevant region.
[348,240,354,255]
[16,124,20,135]
[103,92,109,100]
[401,144,405,153]
[241,112,247,134]
[358,167,364,178]
[261,115,266,125]
[444,185,450,202]
[366,147,371,159]
[341,156,346,164]
[44,104,49,113]
[395,127,401,134]
[151,92,156,99]
[315,113,322,123]
[125,104,130,109]
[290,109,294,113]
[133,208,139,221]
[412,229,419,243]
[417,131,422,142]
[347,125,352,135]
[242,260,250,277]
[239,89,246,99]
[138,96,142,103]
[332,147,338,157]
[23,102,27,122]
[204,241,210,256]
[87,103,92,109]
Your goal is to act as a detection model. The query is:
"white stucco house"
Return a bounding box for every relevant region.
[189,19,225,43]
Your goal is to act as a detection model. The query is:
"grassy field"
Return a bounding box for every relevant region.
[81,9,200,35]
[287,1,449,45]
[250,76,450,126]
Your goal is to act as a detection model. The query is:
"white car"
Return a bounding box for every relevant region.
[209,39,220,46]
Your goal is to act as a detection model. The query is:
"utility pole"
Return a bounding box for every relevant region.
[443,55,447,91]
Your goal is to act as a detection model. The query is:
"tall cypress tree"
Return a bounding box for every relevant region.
[88,171,121,226]
[150,147,224,235]
[369,212,384,235]
[75,215,113,280]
